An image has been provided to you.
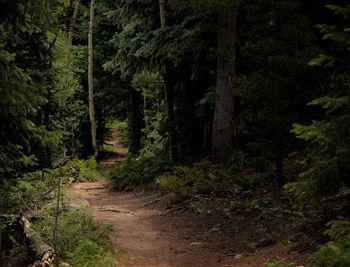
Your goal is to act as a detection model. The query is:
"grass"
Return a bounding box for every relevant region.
[0,165,116,266]
[34,206,116,267]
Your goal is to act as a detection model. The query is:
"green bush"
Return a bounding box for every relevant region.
[267,259,293,267]
[308,219,350,267]
[102,144,115,153]
[66,240,115,267]
[156,161,228,197]
[33,208,116,266]
[0,170,58,213]
[0,166,115,266]
[108,155,171,191]
[73,156,101,181]
[234,170,274,190]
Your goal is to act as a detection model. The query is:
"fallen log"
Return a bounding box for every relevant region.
[19,216,57,267]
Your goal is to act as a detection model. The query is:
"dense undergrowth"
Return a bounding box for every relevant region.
[108,155,171,191]
[0,158,115,267]
[73,156,101,181]
[108,153,350,266]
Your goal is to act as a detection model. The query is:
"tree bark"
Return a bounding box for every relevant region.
[65,0,80,67]
[60,0,81,109]
[159,0,167,28]
[20,216,57,266]
[163,66,177,162]
[211,10,238,163]
[159,0,177,162]
[88,0,98,157]
[275,119,286,187]
[128,88,143,155]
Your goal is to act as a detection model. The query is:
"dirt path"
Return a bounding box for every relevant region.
[70,181,220,266]
[69,130,308,267]
[69,181,308,267]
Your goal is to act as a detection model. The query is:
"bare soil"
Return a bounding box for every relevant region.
[69,130,310,267]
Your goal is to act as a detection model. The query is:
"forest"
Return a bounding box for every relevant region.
[0,0,350,266]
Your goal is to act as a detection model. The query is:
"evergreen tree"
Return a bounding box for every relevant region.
[292,3,350,198]
[237,0,321,185]
[0,0,61,178]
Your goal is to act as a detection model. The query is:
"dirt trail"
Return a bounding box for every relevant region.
[69,130,308,267]
[70,181,222,267]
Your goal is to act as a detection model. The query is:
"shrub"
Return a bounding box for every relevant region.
[108,155,171,191]
[234,171,268,190]
[0,170,58,213]
[308,218,350,267]
[102,144,115,153]
[0,166,115,266]
[267,259,293,267]
[73,156,101,181]
[33,208,115,266]
[66,240,115,267]
[156,161,228,197]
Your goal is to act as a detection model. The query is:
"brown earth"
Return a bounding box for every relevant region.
[69,129,310,267]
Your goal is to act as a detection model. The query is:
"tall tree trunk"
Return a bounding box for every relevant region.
[60,0,80,108]
[163,66,177,162]
[88,0,98,157]
[275,116,286,187]
[211,10,238,163]
[65,0,80,68]
[128,88,143,155]
[61,0,81,157]
[159,0,167,28]
[159,0,177,162]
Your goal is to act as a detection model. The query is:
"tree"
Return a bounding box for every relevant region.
[292,3,350,199]
[88,0,98,157]
[211,7,238,163]
[0,0,62,178]
[60,0,81,108]
[159,0,177,162]
[237,0,321,186]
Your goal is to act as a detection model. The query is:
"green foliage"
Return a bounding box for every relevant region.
[102,144,115,153]
[1,165,115,266]
[73,157,101,181]
[34,208,115,266]
[52,31,87,157]
[66,240,115,267]
[109,155,171,191]
[0,0,64,178]
[291,4,350,200]
[267,259,293,267]
[131,71,168,157]
[102,0,218,158]
[236,0,321,185]
[106,120,129,148]
[308,219,350,267]
[235,171,270,191]
[0,163,115,267]
[0,170,58,214]
[156,160,228,197]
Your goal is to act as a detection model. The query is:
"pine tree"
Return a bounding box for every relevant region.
[292,4,350,198]
[0,0,61,178]
[237,0,320,186]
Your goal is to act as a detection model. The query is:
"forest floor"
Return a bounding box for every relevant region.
[69,130,311,267]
